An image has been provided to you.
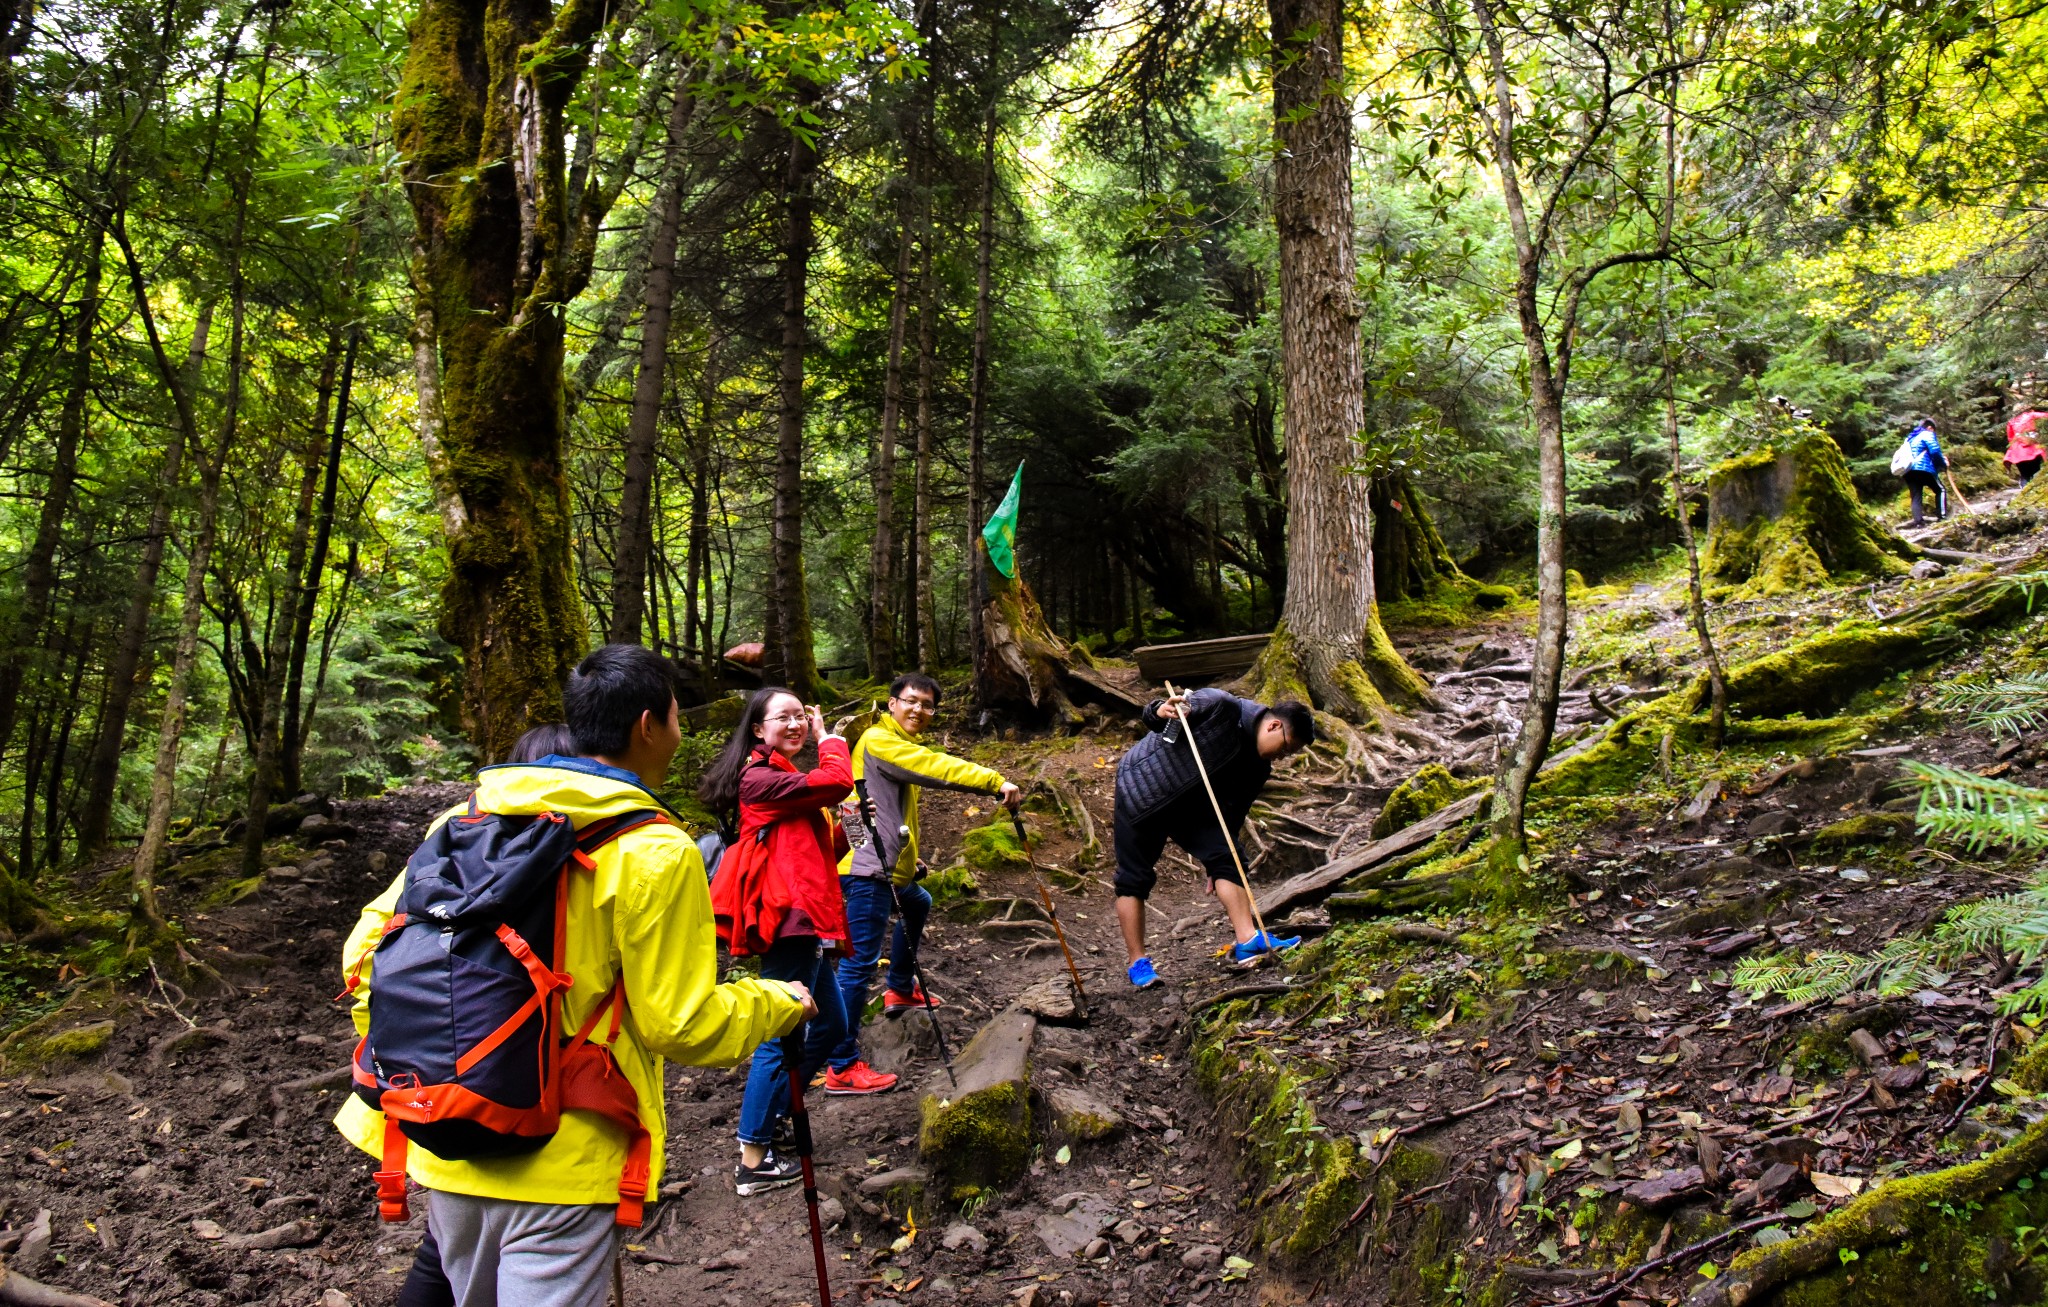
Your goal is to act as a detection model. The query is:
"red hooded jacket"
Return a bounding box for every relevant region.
[710,736,852,957]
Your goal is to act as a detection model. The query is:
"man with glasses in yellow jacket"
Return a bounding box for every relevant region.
[335,645,814,1307]
[826,672,1019,1092]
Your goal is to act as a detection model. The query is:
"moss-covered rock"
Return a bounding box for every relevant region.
[960,821,1028,872]
[918,1006,1035,1201]
[37,1019,114,1061]
[1373,764,1485,840]
[1043,1084,1123,1143]
[1811,811,1916,850]
[1702,432,1913,596]
[921,864,979,910]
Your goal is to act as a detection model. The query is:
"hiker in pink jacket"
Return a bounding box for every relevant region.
[2007,409,2046,486]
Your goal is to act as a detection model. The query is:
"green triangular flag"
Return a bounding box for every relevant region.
[982,462,1024,579]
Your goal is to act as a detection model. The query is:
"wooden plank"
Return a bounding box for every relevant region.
[1133,633,1272,682]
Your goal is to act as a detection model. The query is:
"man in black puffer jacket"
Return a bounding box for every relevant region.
[1114,687,1314,987]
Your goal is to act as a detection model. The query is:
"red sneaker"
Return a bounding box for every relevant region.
[882,984,943,1016]
[822,1061,899,1095]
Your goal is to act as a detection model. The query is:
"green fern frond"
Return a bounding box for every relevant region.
[1733,940,1947,1005]
[1931,673,2048,738]
[1907,761,2048,853]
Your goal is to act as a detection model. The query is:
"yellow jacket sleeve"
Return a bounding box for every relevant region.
[342,872,406,1038]
[615,831,807,1065]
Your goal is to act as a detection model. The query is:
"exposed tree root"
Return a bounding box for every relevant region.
[1687,1117,2048,1307]
[0,1265,115,1307]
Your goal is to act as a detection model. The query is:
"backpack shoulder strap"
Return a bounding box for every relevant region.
[569,810,669,866]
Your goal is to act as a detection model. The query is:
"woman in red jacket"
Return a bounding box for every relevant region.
[701,687,877,1195]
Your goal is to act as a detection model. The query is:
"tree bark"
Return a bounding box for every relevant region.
[866,169,919,680]
[397,0,618,759]
[966,96,997,708]
[0,223,103,760]
[281,326,358,795]
[912,222,938,672]
[607,73,699,644]
[1247,0,1428,721]
[764,116,821,699]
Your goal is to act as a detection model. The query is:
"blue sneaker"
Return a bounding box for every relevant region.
[1127,957,1162,989]
[1231,932,1302,966]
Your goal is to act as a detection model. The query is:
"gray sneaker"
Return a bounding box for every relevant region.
[734,1148,802,1196]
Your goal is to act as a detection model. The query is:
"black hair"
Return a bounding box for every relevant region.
[696,686,801,823]
[505,723,576,765]
[564,644,678,757]
[889,672,942,706]
[1261,700,1316,751]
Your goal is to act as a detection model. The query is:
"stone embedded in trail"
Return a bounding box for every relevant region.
[1746,810,1802,838]
[919,1005,1036,1200]
[859,1166,930,1213]
[1035,1212,1101,1259]
[1044,1085,1124,1143]
[1621,1166,1706,1209]
[942,1223,987,1253]
[1180,1243,1225,1271]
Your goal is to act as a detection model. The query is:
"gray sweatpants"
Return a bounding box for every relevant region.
[426,1190,617,1307]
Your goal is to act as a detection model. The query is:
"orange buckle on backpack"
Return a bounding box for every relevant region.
[376,1117,411,1222]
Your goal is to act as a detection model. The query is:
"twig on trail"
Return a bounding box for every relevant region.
[1195,983,1294,1012]
[1936,1020,2006,1139]
[1764,1083,1871,1134]
[1394,1086,1529,1138]
[1546,1213,1789,1307]
[1502,994,1561,1041]
[1586,688,1622,723]
[1282,991,1335,1029]
[145,1024,231,1071]
[1385,923,1459,945]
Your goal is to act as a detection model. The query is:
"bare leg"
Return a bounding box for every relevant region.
[1116,894,1148,966]
[1212,879,1258,945]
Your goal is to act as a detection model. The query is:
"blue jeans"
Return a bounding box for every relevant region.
[829,876,929,1071]
[736,936,846,1146]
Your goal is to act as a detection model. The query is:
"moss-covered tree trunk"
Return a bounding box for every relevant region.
[1701,427,1912,596]
[397,0,618,757]
[1249,0,1428,722]
[1370,471,1464,603]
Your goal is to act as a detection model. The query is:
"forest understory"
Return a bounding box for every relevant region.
[3,481,2046,1307]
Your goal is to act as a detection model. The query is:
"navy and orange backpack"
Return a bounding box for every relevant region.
[347,799,667,1226]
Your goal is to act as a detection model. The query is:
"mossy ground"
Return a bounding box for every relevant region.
[1701,432,1912,598]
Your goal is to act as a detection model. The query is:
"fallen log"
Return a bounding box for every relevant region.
[1132,633,1271,683]
[1263,793,1485,919]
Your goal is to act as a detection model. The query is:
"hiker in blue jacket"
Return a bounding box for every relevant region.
[1902,418,1948,527]
[1112,687,1314,988]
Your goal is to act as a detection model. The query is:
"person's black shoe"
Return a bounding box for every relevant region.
[734,1148,802,1197]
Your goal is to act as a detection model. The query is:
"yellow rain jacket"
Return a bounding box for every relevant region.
[335,760,807,1206]
[839,712,1007,886]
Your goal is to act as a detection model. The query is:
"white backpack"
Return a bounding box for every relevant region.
[1890,437,1915,476]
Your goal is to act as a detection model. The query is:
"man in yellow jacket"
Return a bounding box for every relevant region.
[337,645,813,1306]
[826,672,1018,1090]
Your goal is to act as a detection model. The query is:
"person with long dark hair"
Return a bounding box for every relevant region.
[702,687,860,1194]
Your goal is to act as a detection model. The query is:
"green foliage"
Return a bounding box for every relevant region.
[1931,676,2048,740]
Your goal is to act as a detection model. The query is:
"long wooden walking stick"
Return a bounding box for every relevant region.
[1163,681,1274,949]
[783,1029,836,1306]
[1007,806,1089,1019]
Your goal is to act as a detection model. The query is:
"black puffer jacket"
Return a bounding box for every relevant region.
[1115,688,1268,822]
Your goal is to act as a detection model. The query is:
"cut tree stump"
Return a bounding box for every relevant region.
[1132,634,1272,684]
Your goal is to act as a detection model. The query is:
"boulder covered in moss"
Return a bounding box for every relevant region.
[1811,811,1916,850]
[1702,432,1912,596]
[1371,763,1483,840]
[37,1019,114,1061]
[919,1004,1036,1201]
[960,820,1028,872]
[1043,1084,1123,1143]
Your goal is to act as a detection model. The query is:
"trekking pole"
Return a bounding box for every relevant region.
[783,1029,835,1307]
[1945,469,1973,514]
[1162,681,1275,948]
[1006,806,1089,1019]
[852,780,958,1087]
